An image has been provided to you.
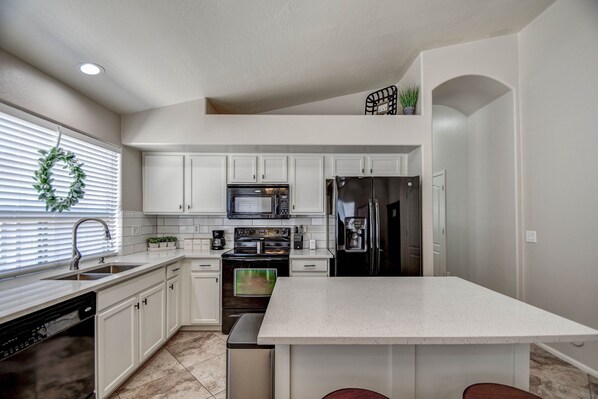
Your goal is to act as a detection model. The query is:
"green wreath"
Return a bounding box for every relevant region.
[33,146,86,212]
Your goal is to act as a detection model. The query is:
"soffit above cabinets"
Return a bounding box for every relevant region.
[132,145,420,154]
[0,0,554,115]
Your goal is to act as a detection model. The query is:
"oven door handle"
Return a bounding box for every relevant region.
[223,256,288,262]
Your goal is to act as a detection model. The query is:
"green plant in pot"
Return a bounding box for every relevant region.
[166,236,178,248]
[399,86,419,115]
[147,237,161,249]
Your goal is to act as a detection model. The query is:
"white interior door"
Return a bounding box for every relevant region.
[433,171,447,276]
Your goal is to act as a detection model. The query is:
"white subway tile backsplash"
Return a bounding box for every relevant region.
[157,225,178,234]
[179,225,195,233]
[123,210,330,253]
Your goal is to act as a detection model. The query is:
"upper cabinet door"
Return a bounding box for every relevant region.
[143,154,184,214]
[332,155,365,176]
[260,155,288,183]
[186,155,227,214]
[291,155,324,215]
[228,155,257,183]
[367,155,405,176]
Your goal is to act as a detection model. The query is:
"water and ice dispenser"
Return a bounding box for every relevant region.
[344,217,367,252]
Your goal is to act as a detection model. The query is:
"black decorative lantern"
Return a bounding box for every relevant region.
[364,85,398,115]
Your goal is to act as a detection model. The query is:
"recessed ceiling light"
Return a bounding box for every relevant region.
[79,63,104,75]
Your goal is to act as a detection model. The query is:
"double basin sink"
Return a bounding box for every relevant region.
[46,262,145,281]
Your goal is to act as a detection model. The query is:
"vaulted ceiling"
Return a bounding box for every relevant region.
[0,0,554,115]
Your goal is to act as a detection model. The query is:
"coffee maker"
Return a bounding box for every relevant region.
[211,230,226,250]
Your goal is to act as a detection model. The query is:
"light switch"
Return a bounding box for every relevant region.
[526,230,537,243]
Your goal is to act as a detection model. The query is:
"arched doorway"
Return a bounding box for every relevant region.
[431,75,518,298]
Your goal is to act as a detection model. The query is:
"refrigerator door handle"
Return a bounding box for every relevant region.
[368,199,375,276]
[375,199,381,274]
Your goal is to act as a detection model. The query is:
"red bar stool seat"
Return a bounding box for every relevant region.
[463,383,542,399]
[323,388,389,399]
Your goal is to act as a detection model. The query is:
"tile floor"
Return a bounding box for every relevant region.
[110,332,597,399]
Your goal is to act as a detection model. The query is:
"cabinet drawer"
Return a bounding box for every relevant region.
[166,262,182,279]
[291,259,328,272]
[190,259,221,271]
[291,272,329,277]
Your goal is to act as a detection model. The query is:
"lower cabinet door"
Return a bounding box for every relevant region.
[166,275,181,337]
[97,296,138,399]
[190,272,221,325]
[138,283,166,363]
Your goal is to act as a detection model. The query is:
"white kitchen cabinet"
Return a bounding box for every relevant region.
[138,283,166,363]
[367,155,405,175]
[166,274,181,338]
[229,154,287,183]
[228,155,258,183]
[332,155,365,176]
[190,272,221,325]
[290,259,329,277]
[290,155,324,215]
[143,154,185,213]
[260,155,288,182]
[186,155,227,213]
[188,258,221,326]
[96,269,166,398]
[97,296,138,399]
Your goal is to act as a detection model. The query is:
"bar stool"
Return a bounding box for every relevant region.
[463,383,542,399]
[323,388,389,399]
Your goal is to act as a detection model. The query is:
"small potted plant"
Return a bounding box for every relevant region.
[399,85,419,115]
[166,236,178,248]
[147,237,161,249]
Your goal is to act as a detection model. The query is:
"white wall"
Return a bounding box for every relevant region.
[264,89,373,115]
[468,93,517,298]
[0,49,121,145]
[432,105,469,280]
[518,0,598,372]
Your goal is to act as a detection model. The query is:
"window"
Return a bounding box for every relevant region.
[0,106,121,278]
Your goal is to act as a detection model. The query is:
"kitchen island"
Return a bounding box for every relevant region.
[258,277,598,399]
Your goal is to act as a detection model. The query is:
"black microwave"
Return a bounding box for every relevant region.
[227,184,290,219]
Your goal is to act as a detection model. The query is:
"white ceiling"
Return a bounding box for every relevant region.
[0,0,553,115]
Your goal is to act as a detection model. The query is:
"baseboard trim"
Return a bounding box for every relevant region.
[536,343,598,378]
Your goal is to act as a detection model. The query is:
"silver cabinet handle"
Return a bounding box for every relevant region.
[188,205,191,210]
[216,277,219,283]
[169,284,174,290]
[134,303,139,309]
[253,174,256,179]
[199,264,211,267]
[179,205,182,210]
[304,264,316,268]
[362,168,364,174]
[172,268,180,272]
[370,168,373,173]
[142,298,148,305]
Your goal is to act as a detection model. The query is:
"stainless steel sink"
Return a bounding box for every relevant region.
[86,263,144,274]
[45,262,145,281]
[56,272,112,281]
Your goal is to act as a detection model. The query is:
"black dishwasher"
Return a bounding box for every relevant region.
[0,292,97,399]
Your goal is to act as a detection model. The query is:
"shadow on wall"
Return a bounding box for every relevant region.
[431,75,518,299]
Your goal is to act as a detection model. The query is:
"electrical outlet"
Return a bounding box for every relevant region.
[525,230,537,243]
[131,225,140,236]
[194,225,200,233]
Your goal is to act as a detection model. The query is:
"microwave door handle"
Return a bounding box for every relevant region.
[274,196,279,215]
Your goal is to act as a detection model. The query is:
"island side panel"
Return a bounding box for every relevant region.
[276,344,529,399]
[414,344,530,398]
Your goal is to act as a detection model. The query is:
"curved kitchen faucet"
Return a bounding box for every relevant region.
[70,218,112,270]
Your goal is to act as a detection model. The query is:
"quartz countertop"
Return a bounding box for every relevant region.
[257,277,598,345]
[0,249,228,324]
[289,249,333,258]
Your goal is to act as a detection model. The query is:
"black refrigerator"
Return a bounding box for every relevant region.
[331,176,421,276]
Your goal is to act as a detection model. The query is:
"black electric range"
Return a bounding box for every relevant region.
[221,227,290,333]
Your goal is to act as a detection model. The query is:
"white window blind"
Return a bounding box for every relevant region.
[0,109,121,277]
